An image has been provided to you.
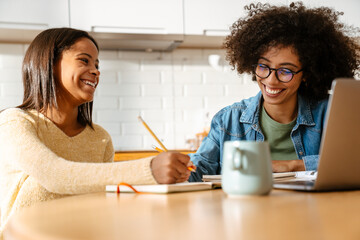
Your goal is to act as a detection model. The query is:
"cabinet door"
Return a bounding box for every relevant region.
[70,0,183,34]
[0,0,69,29]
[184,0,287,36]
[300,0,360,28]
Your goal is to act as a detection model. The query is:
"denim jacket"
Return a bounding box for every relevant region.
[189,91,328,182]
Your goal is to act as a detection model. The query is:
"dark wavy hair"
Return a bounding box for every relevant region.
[18,27,99,127]
[224,1,360,101]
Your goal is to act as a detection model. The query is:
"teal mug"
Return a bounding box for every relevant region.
[221,141,273,196]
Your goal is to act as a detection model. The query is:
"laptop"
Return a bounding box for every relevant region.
[273,78,360,191]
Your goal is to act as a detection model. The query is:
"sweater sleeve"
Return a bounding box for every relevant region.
[103,133,115,163]
[0,110,157,195]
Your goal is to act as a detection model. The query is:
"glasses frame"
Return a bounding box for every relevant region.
[253,63,303,83]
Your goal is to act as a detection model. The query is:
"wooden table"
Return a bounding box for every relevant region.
[3,189,360,240]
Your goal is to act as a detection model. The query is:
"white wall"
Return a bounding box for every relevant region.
[0,44,260,150]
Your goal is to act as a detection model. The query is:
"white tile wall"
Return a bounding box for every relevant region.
[0,43,260,150]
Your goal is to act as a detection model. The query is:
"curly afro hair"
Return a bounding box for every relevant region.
[224,1,360,101]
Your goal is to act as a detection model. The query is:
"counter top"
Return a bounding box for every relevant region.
[114,150,196,161]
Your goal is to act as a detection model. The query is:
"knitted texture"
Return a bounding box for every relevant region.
[0,108,156,236]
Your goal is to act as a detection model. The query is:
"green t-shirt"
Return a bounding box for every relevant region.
[260,106,298,160]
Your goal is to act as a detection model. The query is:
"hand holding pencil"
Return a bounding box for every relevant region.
[151,152,192,184]
[138,116,196,184]
[151,145,196,172]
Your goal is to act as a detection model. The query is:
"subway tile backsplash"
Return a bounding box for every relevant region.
[0,43,260,150]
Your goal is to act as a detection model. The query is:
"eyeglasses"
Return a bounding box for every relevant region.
[253,63,303,83]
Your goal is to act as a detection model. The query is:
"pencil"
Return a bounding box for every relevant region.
[187,165,196,172]
[152,145,164,153]
[139,116,196,172]
[151,146,196,172]
[138,116,168,152]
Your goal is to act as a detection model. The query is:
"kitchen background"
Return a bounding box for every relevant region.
[0,0,359,151]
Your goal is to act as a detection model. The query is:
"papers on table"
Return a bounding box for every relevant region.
[107,171,318,194]
[202,171,318,185]
[272,171,317,183]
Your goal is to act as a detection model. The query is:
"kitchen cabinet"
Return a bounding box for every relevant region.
[69,0,183,34]
[0,0,69,30]
[184,0,287,36]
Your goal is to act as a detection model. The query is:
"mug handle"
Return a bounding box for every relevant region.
[232,147,245,171]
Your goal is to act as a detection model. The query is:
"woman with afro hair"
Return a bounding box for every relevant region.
[189,1,360,182]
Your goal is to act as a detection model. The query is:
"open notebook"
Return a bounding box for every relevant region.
[106,182,217,194]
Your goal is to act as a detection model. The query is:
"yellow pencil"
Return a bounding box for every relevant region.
[151,145,196,172]
[138,116,168,152]
[187,165,196,172]
[152,145,164,153]
[139,116,196,172]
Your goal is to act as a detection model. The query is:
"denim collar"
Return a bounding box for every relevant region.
[239,91,315,126]
[239,91,262,125]
[296,94,315,126]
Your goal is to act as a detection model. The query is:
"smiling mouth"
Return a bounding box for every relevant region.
[81,80,97,88]
[264,85,283,95]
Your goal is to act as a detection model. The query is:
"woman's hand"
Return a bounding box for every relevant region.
[151,152,191,184]
[272,160,305,172]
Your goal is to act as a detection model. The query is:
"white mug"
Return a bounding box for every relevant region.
[221,141,273,196]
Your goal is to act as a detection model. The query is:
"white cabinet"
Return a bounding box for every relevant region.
[69,0,183,34]
[184,0,287,36]
[300,0,360,28]
[0,0,69,30]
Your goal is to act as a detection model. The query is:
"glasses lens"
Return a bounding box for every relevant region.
[277,68,293,82]
[255,64,270,78]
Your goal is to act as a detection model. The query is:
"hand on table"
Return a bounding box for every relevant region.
[272,159,305,172]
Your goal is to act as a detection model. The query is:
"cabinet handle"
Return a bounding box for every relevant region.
[203,29,230,36]
[91,26,167,34]
[0,21,48,30]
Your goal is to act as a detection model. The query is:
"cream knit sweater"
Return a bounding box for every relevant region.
[0,108,157,237]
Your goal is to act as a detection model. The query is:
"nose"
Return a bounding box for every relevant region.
[265,70,278,84]
[90,67,100,77]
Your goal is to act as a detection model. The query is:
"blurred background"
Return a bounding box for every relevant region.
[0,0,359,151]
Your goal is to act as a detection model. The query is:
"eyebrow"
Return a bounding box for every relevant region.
[76,53,99,64]
[259,57,299,68]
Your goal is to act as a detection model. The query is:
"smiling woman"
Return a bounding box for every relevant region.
[54,38,100,110]
[50,37,101,136]
[189,2,360,182]
[51,37,100,136]
[19,28,100,129]
[0,28,191,238]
